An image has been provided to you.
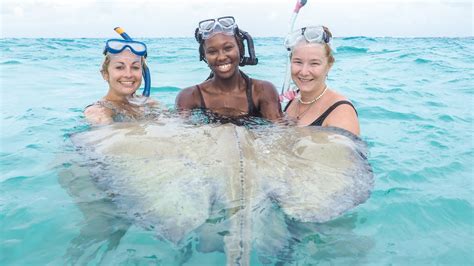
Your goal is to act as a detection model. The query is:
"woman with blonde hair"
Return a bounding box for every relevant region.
[283,26,360,135]
[84,37,157,125]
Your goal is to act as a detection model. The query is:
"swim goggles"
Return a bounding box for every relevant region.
[197,16,237,40]
[103,39,148,57]
[284,26,331,50]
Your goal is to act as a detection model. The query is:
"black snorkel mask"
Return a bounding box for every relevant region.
[194,16,258,67]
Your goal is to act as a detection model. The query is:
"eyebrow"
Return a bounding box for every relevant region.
[111,60,141,65]
[206,41,235,49]
[291,56,323,62]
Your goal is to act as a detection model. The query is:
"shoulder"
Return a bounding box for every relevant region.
[251,78,279,98]
[328,91,357,114]
[175,85,201,110]
[84,103,114,125]
[143,96,160,107]
[249,78,282,119]
[252,79,277,91]
[323,90,360,135]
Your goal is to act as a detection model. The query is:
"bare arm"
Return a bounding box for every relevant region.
[84,105,114,125]
[254,80,283,121]
[175,86,200,111]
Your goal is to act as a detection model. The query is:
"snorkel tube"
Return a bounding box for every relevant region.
[114,27,151,97]
[238,29,258,66]
[280,0,308,101]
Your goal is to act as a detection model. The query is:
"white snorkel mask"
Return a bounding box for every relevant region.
[197,16,238,40]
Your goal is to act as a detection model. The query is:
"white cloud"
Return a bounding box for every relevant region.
[13,7,24,17]
[1,0,471,37]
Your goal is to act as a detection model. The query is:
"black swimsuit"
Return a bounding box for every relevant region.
[195,72,261,118]
[284,99,357,126]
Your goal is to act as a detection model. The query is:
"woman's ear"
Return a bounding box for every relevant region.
[101,70,109,82]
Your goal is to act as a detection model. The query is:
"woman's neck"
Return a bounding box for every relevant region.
[104,91,129,104]
[299,83,327,103]
[212,70,243,92]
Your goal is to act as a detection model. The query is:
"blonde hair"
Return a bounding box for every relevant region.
[322,26,334,65]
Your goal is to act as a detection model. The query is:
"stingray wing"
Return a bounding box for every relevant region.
[254,126,374,223]
[71,122,244,244]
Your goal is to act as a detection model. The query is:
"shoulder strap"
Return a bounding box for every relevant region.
[240,71,259,116]
[283,99,294,112]
[311,100,357,126]
[283,89,299,112]
[195,84,206,108]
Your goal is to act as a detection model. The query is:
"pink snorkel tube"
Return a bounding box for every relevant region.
[293,0,307,13]
[280,0,308,102]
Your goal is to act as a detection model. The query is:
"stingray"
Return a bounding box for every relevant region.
[71,118,373,265]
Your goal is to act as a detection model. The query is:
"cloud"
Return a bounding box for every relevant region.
[1,0,471,37]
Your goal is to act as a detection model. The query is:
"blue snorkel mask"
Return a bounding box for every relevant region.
[103,27,151,98]
[104,39,148,57]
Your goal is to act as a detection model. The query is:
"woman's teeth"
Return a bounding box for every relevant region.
[217,63,231,71]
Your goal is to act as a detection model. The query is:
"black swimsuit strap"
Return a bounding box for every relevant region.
[195,84,206,108]
[198,71,260,117]
[240,71,259,117]
[311,100,357,126]
[283,99,294,112]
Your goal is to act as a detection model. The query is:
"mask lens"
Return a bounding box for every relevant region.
[128,42,146,53]
[107,40,126,51]
[199,19,216,31]
[304,26,325,43]
[217,17,235,28]
[284,31,302,49]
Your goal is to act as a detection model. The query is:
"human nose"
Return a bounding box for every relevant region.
[299,63,311,75]
[216,50,227,61]
[123,66,133,77]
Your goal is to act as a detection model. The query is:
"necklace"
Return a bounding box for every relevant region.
[296,102,314,120]
[297,85,328,105]
[295,85,328,120]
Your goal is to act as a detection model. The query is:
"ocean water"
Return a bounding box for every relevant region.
[1,37,473,265]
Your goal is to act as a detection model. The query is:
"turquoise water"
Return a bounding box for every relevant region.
[1,37,473,265]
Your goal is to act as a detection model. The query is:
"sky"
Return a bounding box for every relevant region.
[0,0,472,38]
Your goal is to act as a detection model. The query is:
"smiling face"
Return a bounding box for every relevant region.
[290,42,333,94]
[101,49,143,100]
[203,33,241,79]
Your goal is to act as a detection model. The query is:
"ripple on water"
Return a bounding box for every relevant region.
[438,114,454,122]
[414,58,431,64]
[335,46,369,54]
[1,60,21,65]
[359,106,423,121]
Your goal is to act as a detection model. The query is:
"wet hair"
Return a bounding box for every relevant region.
[195,27,245,64]
[100,53,147,75]
[291,26,335,66]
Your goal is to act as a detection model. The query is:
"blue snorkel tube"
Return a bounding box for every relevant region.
[280,0,308,102]
[114,27,151,97]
